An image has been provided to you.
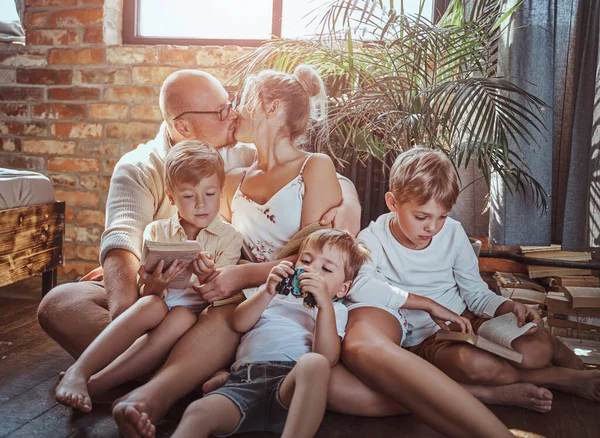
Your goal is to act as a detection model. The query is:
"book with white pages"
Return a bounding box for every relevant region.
[141,240,202,289]
[436,313,537,363]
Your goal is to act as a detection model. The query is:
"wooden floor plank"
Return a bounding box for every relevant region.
[572,393,600,438]
[0,319,48,355]
[0,416,28,437]
[2,286,600,438]
[0,375,62,421]
[0,334,73,404]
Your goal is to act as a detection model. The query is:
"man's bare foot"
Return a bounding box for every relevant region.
[464,383,553,413]
[112,398,156,438]
[201,369,230,394]
[55,367,92,413]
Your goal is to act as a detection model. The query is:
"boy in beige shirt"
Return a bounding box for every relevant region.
[55,141,242,415]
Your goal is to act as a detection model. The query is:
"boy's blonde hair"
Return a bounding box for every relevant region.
[165,140,225,192]
[389,147,460,211]
[239,64,327,145]
[299,229,371,281]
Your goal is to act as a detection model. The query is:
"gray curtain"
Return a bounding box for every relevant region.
[490,0,600,251]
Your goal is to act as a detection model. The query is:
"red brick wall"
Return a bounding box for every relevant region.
[0,0,248,278]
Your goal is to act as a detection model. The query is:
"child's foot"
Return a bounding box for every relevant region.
[466,383,553,413]
[551,336,585,370]
[112,400,156,438]
[202,369,230,394]
[498,383,553,413]
[561,369,600,401]
[55,367,92,413]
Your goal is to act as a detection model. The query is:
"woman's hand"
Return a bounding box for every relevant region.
[192,252,215,284]
[138,259,186,296]
[428,303,473,334]
[265,261,295,296]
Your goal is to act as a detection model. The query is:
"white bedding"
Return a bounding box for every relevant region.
[0,169,55,210]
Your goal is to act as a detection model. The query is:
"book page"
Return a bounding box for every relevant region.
[477,313,536,350]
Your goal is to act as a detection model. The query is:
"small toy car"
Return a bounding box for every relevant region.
[275,267,315,308]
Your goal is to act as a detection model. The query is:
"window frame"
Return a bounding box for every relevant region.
[123,0,447,46]
[122,0,283,46]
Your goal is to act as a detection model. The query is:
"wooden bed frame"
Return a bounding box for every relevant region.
[0,201,65,296]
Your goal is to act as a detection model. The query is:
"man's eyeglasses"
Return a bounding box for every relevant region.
[173,92,238,122]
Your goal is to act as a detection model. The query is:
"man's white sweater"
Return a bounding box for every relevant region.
[100,123,256,264]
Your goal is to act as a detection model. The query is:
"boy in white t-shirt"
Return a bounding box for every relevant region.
[348,147,599,412]
[55,141,242,417]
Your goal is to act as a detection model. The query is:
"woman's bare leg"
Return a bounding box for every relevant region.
[278,353,331,438]
[342,308,512,438]
[56,295,171,412]
[87,306,197,396]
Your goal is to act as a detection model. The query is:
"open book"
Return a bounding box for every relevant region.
[140,240,201,289]
[435,313,536,363]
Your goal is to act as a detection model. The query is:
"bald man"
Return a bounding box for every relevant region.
[37,70,361,436]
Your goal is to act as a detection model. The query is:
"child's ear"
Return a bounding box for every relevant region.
[265,99,280,117]
[385,192,398,212]
[165,188,175,205]
[336,280,353,299]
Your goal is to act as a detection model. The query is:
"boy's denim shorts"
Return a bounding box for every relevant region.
[207,361,295,436]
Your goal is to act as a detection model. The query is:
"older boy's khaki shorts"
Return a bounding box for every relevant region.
[407,310,488,364]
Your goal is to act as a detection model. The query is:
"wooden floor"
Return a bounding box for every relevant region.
[1,277,599,438]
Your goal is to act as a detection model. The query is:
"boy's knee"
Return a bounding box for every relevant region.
[182,399,216,426]
[166,306,197,331]
[513,329,553,369]
[135,295,169,319]
[297,353,331,380]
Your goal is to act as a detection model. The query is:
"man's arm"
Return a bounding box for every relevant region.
[100,158,159,319]
[319,175,361,236]
[103,249,140,319]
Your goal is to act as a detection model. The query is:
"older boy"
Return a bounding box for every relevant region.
[55,141,242,420]
[348,147,600,412]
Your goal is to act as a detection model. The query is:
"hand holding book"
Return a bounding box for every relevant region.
[191,252,216,284]
[496,300,542,327]
[429,302,474,335]
[138,259,187,297]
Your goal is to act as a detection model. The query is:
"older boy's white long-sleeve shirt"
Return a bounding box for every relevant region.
[347,213,509,347]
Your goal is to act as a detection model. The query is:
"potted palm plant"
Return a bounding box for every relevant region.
[228,0,548,223]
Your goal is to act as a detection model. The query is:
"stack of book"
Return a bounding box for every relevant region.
[545,288,600,341]
[493,272,547,313]
[490,246,599,341]
[521,246,592,279]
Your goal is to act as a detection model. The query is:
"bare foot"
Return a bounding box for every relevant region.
[201,369,230,394]
[112,399,156,438]
[551,336,585,370]
[465,383,553,413]
[559,369,600,401]
[55,367,92,413]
